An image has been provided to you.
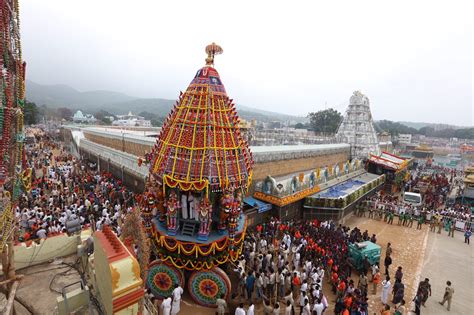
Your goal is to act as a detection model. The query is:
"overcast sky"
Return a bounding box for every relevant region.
[21,0,472,126]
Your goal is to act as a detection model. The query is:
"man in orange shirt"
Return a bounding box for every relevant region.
[380,304,390,315]
[337,279,346,299]
[326,258,333,283]
[344,294,353,309]
[373,269,381,294]
[331,271,338,293]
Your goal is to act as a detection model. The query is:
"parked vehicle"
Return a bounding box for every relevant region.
[403,192,423,207]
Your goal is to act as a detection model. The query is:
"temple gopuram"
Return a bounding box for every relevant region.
[336,91,380,159]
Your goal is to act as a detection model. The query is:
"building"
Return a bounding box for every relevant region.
[72,110,97,124]
[112,111,151,127]
[398,134,412,144]
[336,91,380,159]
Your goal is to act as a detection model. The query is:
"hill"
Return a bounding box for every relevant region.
[398,121,464,130]
[25,80,307,123]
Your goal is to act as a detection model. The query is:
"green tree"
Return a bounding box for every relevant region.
[375,120,418,136]
[138,111,157,120]
[307,108,343,134]
[454,128,474,139]
[56,107,73,121]
[23,101,39,125]
[293,122,306,129]
[151,117,164,127]
[94,110,115,125]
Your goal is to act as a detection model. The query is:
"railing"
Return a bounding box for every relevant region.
[80,139,149,178]
[143,297,159,315]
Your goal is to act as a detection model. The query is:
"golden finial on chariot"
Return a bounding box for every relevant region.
[205,42,223,66]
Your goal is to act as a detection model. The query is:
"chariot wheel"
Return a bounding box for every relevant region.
[187,267,231,307]
[146,260,184,299]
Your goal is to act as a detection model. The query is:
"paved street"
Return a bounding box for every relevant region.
[346,215,474,315]
[420,228,474,314]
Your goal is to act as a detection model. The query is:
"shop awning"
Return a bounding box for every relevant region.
[244,196,272,213]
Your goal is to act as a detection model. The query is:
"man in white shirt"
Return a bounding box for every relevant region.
[302,298,311,315]
[235,303,246,315]
[247,302,254,315]
[313,298,325,315]
[161,296,172,315]
[279,271,285,298]
[300,279,308,296]
[171,284,183,314]
[254,273,263,299]
[36,228,47,239]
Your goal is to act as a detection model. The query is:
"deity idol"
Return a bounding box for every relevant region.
[156,187,166,222]
[197,197,212,240]
[141,190,156,235]
[227,190,243,247]
[165,190,180,233]
[219,189,234,232]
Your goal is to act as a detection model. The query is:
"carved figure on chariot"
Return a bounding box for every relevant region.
[140,43,254,307]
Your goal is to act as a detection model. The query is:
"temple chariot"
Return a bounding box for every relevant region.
[141,43,253,307]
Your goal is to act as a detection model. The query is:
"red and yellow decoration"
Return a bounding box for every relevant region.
[148,43,253,193]
[151,220,247,271]
[254,185,321,207]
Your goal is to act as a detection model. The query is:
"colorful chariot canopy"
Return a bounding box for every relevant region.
[368,151,409,171]
[150,44,253,192]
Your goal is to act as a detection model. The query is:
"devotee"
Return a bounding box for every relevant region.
[394,299,406,315]
[161,296,172,315]
[248,302,255,315]
[417,278,432,307]
[439,280,454,311]
[392,279,405,305]
[383,254,392,277]
[235,302,246,315]
[464,228,472,244]
[171,284,183,314]
[216,294,227,315]
[381,276,391,305]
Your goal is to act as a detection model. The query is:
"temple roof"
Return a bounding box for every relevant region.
[368,151,409,171]
[150,48,253,192]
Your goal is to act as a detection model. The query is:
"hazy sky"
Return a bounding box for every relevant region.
[21,0,472,126]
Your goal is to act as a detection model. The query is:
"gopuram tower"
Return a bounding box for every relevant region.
[336,91,380,159]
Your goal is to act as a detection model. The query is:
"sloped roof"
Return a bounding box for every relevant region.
[368,151,409,171]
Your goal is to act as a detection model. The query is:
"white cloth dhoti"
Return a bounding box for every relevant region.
[181,195,188,219]
[171,299,181,314]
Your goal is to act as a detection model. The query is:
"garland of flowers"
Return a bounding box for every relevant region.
[155,241,243,271]
[0,0,26,253]
[120,207,151,282]
[151,221,246,271]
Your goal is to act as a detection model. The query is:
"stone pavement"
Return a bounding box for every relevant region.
[420,227,474,314]
[345,215,474,315]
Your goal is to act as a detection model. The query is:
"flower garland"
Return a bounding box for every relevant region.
[151,220,247,271]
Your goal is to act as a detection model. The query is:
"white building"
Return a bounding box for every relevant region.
[112,111,151,127]
[398,134,412,144]
[72,110,97,124]
[336,91,380,159]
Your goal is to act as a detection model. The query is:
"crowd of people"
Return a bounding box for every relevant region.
[8,128,470,315]
[217,218,411,315]
[353,165,472,243]
[13,133,136,243]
